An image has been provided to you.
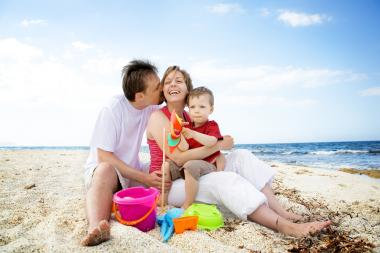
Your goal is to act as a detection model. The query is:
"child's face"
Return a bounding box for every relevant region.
[188,94,213,126]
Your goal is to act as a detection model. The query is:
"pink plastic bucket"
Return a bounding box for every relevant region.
[113,187,159,232]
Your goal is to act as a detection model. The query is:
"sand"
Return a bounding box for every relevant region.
[0,150,379,252]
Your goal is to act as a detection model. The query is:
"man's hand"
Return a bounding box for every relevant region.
[218,135,234,150]
[144,171,171,191]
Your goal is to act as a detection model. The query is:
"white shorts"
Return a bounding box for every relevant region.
[83,162,150,191]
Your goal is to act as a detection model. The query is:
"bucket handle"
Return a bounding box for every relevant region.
[113,195,159,226]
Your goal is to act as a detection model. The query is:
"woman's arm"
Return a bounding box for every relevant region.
[215,153,225,171]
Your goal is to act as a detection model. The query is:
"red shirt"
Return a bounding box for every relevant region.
[187,120,222,163]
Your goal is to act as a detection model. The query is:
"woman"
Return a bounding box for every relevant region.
[146,66,331,237]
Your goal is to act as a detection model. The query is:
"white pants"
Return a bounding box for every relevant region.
[168,149,276,220]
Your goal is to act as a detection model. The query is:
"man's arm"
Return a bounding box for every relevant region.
[97,148,170,190]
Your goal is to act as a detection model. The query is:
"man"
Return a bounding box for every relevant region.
[81,59,168,246]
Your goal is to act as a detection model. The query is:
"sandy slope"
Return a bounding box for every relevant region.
[0,150,379,252]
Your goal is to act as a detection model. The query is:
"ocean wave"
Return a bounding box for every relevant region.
[309,150,369,155]
[280,151,308,155]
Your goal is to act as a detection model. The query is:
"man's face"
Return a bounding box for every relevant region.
[143,74,163,105]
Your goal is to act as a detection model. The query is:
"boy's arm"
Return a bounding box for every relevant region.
[170,136,233,166]
[182,127,217,147]
[146,111,234,167]
[215,153,225,171]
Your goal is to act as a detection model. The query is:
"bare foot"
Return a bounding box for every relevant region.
[81,220,111,246]
[278,218,331,237]
[282,211,303,222]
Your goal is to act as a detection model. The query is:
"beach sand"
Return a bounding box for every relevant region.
[1,150,379,252]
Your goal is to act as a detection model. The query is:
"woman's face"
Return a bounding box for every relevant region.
[163,70,188,103]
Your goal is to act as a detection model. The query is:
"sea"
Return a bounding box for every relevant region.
[1,141,379,171]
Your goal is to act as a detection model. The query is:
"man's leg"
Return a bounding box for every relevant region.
[81,162,119,246]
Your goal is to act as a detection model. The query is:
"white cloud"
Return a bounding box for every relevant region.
[189,61,366,92]
[0,38,126,146]
[277,10,331,27]
[72,41,95,51]
[20,19,47,27]
[260,8,271,17]
[0,38,43,62]
[217,94,316,107]
[360,87,380,96]
[207,3,244,14]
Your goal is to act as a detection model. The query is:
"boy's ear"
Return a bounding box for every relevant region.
[210,106,214,113]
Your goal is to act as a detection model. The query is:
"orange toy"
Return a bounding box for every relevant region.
[167,110,184,153]
[170,110,183,138]
[173,216,198,234]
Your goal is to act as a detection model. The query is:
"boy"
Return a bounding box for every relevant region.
[166,86,225,209]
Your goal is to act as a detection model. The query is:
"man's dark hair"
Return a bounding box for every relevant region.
[121,60,158,101]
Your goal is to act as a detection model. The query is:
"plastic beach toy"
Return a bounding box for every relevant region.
[173,216,198,234]
[183,203,224,231]
[157,208,184,242]
[167,110,184,153]
[113,187,159,232]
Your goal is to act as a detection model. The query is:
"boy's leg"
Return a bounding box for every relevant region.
[182,170,198,209]
[81,162,119,246]
[180,160,215,209]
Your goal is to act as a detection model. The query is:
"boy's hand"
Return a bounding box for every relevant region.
[218,135,234,150]
[181,127,195,139]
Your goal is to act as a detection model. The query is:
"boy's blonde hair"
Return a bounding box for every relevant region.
[187,86,214,106]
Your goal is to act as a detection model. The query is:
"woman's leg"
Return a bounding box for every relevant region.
[261,184,302,221]
[224,149,276,190]
[225,150,302,221]
[168,171,330,237]
[248,204,331,237]
[169,171,267,220]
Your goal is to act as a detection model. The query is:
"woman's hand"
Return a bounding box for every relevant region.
[218,135,234,150]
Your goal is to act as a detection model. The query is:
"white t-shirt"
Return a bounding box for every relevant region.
[84,95,159,184]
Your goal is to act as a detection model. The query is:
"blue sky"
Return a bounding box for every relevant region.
[0,0,379,145]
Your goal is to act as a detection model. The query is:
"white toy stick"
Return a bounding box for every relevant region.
[161,128,166,209]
